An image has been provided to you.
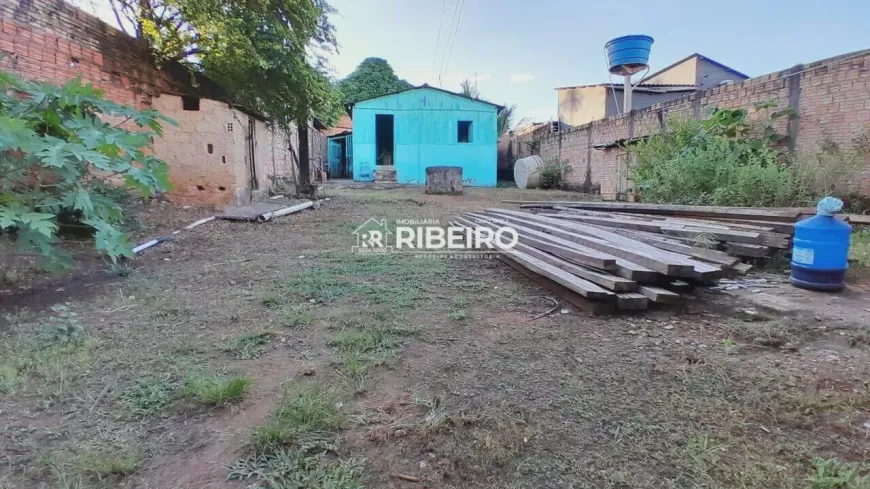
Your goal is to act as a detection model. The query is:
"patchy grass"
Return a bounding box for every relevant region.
[219,332,273,360]
[418,400,535,469]
[328,311,419,381]
[724,316,817,347]
[118,373,178,418]
[73,447,142,479]
[849,227,870,273]
[250,384,346,453]
[0,363,23,395]
[227,450,364,489]
[806,458,870,489]
[278,305,313,328]
[185,371,253,406]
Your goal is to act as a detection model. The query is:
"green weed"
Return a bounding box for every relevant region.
[250,385,345,452]
[73,448,141,479]
[278,305,312,328]
[185,371,252,406]
[328,314,418,377]
[118,373,178,418]
[227,450,363,489]
[849,228,870,270]
[0,363,22,395]
[806,458,869,489]
[220,332,272,359]
[449,309,469,321]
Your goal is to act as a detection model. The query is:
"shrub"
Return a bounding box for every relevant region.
[0,71,173,270]
[539,159,570,189]
[628,104,867,207]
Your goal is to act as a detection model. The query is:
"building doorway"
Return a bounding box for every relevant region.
[375,114,394,166]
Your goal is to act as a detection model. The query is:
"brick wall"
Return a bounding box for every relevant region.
[516,49,870,200]
[0,0,325,205]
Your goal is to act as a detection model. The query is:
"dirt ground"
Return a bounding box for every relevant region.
[1,186,869,489]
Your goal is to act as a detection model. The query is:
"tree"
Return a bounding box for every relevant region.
[108,0,343,127]
[497,104,517,137]
[459,78,480,99]
[459,78,516,137]
[336,58,412,105]
[0,71,173,270]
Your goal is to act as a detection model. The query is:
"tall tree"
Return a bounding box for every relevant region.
[336,58,412,105]
[108,0,343,128]
[459,78,517,137]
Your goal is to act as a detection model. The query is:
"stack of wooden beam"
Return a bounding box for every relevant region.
[451,202,802,315]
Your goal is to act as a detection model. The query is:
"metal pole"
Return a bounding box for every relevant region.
[623,74,633,114]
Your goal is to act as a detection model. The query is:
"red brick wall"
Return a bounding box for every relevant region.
[0,0,192,107]
[519,49,870,199]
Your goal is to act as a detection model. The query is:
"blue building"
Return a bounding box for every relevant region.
[350,85,500,187]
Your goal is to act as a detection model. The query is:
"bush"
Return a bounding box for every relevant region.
[629,104,867,207]
[539,159,570,189]
[0,71,173,270]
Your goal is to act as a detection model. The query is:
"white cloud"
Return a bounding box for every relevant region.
[509,74,536,84]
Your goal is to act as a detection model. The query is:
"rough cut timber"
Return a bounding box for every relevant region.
[724,242,770,258]
[486,209,723,280]
[462,213,659,282]
[497,254,616,315]
[637,285,682,304]
[479,210,694,276]
[601,227,741,267]
[616,293,649,311]
[505,201,810,223]
[512,243,638,292]
[456,215,618,271]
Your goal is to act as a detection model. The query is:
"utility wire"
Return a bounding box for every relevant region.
[439,0,464,81]
[432,0,447,71]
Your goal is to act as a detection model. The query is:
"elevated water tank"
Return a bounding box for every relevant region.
[605,35,654,76]
[791,198,851,291]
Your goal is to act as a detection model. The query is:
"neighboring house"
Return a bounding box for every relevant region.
[0,0,327,206]
[556,53,749,127]
[351,85,500,187]
[321,114,353,138]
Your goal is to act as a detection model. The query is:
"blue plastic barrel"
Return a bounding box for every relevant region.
[790,214,851,291]
[605,35,654,75]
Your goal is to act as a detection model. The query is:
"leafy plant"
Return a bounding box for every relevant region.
[336,58,412,105]
[108,0,342,126]
[185,371,252,406]
[0,72,173,269]
[42,304,84,344]
[118,373,179,418]
[629,103,866,207]
[539,159,570,189]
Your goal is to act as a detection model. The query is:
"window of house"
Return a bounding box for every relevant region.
[457,121,472,143]
[182,96,200,111]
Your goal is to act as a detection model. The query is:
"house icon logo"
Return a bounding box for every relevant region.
[352,218,394,253]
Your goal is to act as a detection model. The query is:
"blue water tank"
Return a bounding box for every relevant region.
[605,35,654,76]
[790,215,851,291]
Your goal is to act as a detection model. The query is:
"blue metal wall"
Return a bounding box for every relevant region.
[352,87,498,187]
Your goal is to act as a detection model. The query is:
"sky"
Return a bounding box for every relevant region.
[71,0,869,128]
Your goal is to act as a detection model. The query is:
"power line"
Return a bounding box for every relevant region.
[439,0,462,82]
[440,0,466,82]
[432,0,447,71]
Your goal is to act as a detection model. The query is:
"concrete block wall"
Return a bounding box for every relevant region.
[521,49,870,200]
[0,0,326,205]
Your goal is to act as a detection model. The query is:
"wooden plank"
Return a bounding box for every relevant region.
[599,227,740,267]
[700,217,795,234]
[664,280,694,294]
[482,209,694,276]
[732,262,753,275]
[512,242,637,292]
[497,254,615,315]
[503,201,809,222]
[454,215,617,270]
[637,285,682,304]
[724,242,770,258]
[616,292,649,311]
[463,213,659,282]
[486,209,722,280]
[845,214,870,225]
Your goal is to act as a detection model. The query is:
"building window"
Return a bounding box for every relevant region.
[457,121,472,143]
[182,96,200,111]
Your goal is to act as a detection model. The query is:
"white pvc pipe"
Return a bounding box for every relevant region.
[257,201,314,222]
